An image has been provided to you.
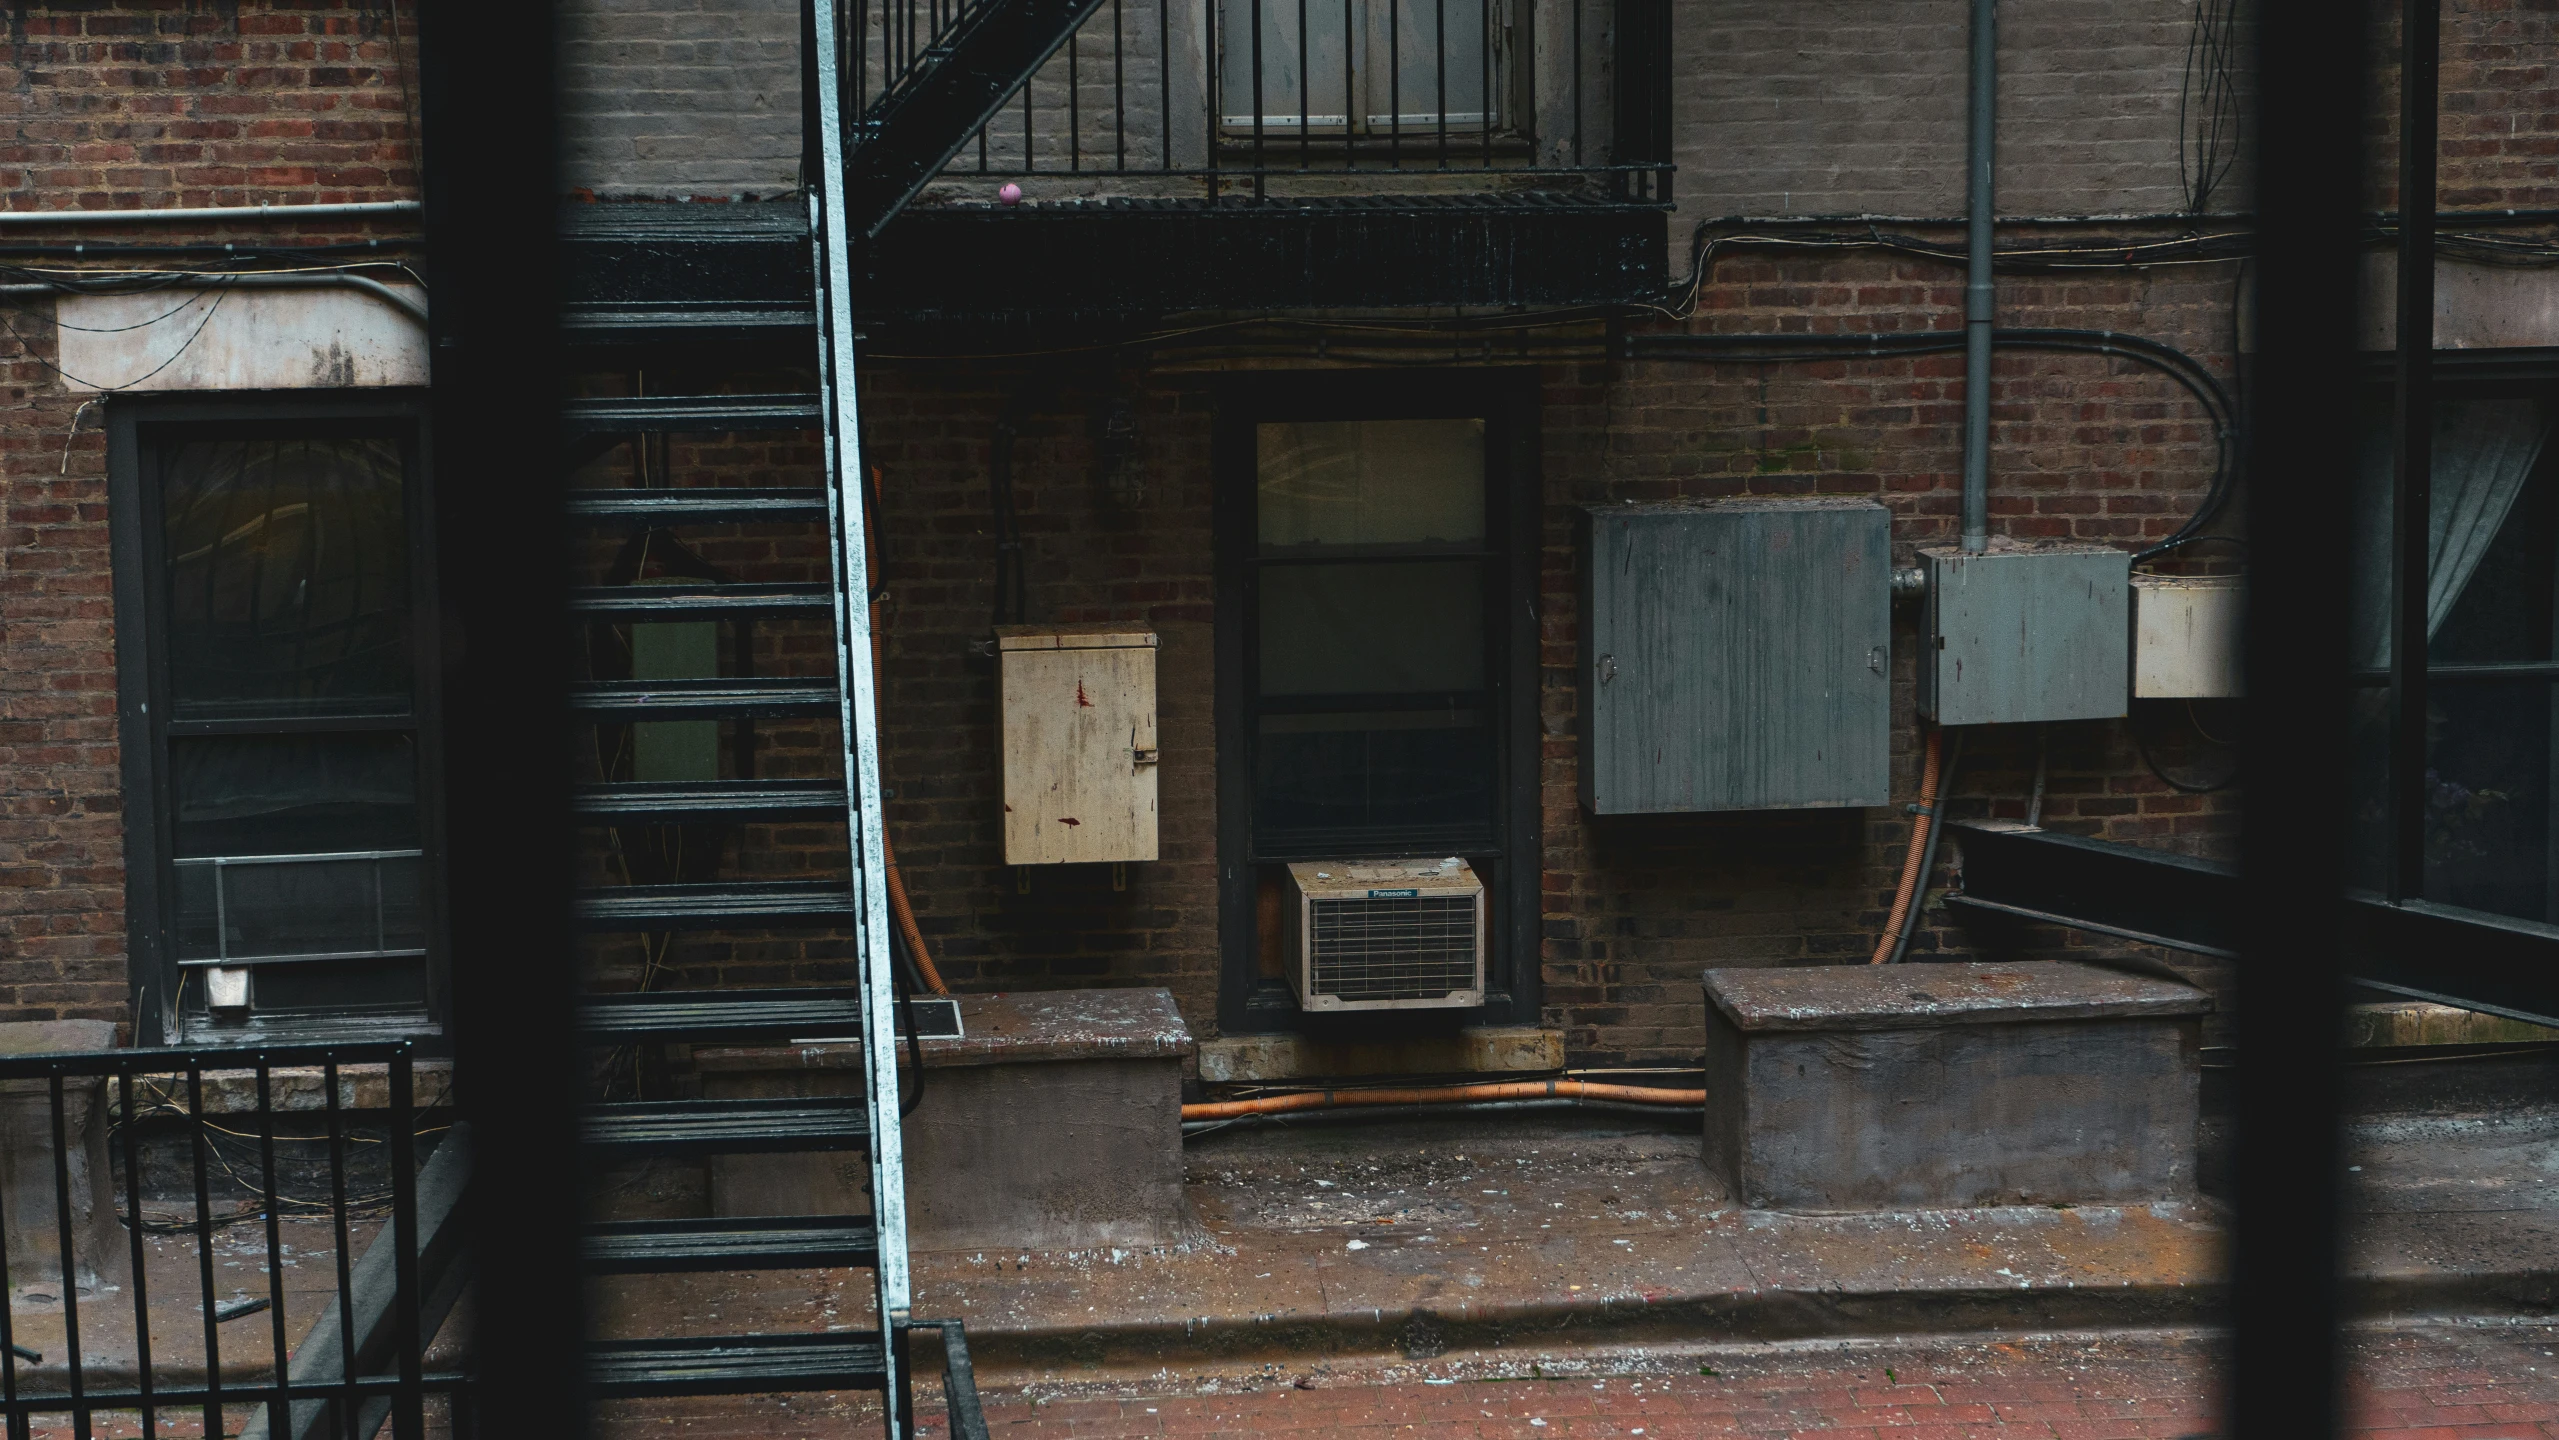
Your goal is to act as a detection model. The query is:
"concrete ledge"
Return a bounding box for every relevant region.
[1705,962,2208,1211]
[696,988,1197,1251]
[1197,1027,1565,1083]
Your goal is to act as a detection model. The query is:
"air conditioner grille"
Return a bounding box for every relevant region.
[1308,895,1479,1002]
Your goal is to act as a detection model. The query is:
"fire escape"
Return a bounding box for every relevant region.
[539,0,1671,1432]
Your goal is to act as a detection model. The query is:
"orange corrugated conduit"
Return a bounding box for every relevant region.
[1181,1079,1705,1122]
[1870,725,1947,965]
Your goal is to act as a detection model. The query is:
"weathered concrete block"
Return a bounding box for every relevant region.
[697,988,1195,1252]
[1702,962,2207,1212]
[0,1021,129,1296]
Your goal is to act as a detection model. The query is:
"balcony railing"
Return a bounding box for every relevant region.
[0,1042,459,1440]
[845,0,1672,199]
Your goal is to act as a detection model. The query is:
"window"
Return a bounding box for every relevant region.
[112,397,443,1043]
[2348,378,2559,923]
[1252,417,1497,851]
[1215,373,1539,1033]
[1216,0,1520,139]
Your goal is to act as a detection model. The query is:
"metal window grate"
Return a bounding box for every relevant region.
[1307,894,1478,1001]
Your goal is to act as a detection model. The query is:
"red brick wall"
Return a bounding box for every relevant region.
[825,240,2248,1060]
[0,1,420,1028]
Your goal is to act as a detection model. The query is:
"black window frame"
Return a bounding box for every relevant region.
[2349,350,2559,927]
[109,391,448,1046]
[1213,369,1541,1034]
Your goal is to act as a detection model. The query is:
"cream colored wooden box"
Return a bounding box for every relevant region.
[996,626,1160,865]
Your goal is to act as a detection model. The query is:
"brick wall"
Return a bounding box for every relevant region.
[0,2,421,1029]
[557,0,802,199]
[1675,0,2259,229]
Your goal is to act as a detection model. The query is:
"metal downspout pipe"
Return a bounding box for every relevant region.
[1961,0,1998,552]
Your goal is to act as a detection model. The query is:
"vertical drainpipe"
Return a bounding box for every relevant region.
[1961,0,1998,552]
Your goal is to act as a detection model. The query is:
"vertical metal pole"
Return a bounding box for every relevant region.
[1959,0,1997,553]
[388,1052,422,1440]
[2388,0,2439,903]
[256,1062,290,1440]
[118,1071,157,1440]
[2233,0,2365,1431]
[1250,0,1266,197]
[0,1095,17,1440]
[47,1075,88,1440]
[187,1066,222,1440]
[805,4,914,1432]
[325,1057,357,1440]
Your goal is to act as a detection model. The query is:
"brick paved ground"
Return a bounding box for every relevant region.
[578,1322,2559,1439]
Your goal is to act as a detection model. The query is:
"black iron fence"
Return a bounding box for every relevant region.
[845,0,1672,195]
[0,1041,463,1440]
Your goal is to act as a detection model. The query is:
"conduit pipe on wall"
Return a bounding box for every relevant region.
[0,200,423,226]
[1961,0,1999,552]
[0,273,428,324]
[1179,1079,1707,1122]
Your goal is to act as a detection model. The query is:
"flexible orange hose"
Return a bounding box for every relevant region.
[1181,1080,1706,1122]
[1870,726,1945,965]
[863,468,951,996]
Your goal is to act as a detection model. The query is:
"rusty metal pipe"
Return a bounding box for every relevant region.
[1181,1080,1706,1122]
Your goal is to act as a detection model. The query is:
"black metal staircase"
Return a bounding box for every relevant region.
[560,2,997,1435]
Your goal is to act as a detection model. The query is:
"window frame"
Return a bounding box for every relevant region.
[110,391,448,1046]
[2355,349,2559,929]
[1213,369,1541,1034]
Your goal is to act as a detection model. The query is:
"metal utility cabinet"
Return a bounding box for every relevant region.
[1919,543,2131,726]
[997,625,1160,865]
[1578,498,1891,813]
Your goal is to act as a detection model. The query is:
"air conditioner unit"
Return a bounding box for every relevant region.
[1282,858,1486,1012]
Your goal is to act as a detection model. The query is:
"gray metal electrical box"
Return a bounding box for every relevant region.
[1918,543,2131,726]
[1579,498,1891,814]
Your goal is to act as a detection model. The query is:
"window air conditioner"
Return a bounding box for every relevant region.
[1282,858,1486,1012]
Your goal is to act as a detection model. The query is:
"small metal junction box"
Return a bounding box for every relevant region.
[996,625,1160,865]
[1578,498,1892,813]
[2132,573,2244,699]
[1918,542,2131,726]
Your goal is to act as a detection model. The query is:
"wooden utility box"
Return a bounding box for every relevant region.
[997,625,1160,865]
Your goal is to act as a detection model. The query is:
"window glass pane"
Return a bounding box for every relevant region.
[1257,419,1485,549]
[1259,559,1484,696]
[1256,710,1495,833]
[170,734,420,857]
[229,958,428,1015]
[2421,679,2552,922]
[161,436,411,718]
[2348,399,2555,668]
[174,854,423,964]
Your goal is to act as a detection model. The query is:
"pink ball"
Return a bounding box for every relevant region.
[997,183,1023,206]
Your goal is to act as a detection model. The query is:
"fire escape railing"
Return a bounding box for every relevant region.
[0,1042,462,1440]
[840,0,1673,196]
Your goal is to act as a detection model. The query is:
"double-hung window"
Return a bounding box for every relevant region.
[112,396,443,1042]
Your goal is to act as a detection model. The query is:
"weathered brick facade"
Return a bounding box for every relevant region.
[0,2,419,1028]
[1,0,2550,1063]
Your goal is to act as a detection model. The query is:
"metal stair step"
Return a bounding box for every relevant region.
[575,779,844,822]
[571,677,836,720]
[569,582,834,618]
[582,1216,880,1274]
[582,1098,870,1156]
[561,303,817,345]
[567,488,829,526]
[564,393,823,435]
[586,1332,888,1398]
[576,881,855,930]
[579,987,865,1042]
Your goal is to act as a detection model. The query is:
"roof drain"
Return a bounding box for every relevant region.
[1961,0,1999,553]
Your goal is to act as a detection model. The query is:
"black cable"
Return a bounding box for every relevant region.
[1626,328,2240,559]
